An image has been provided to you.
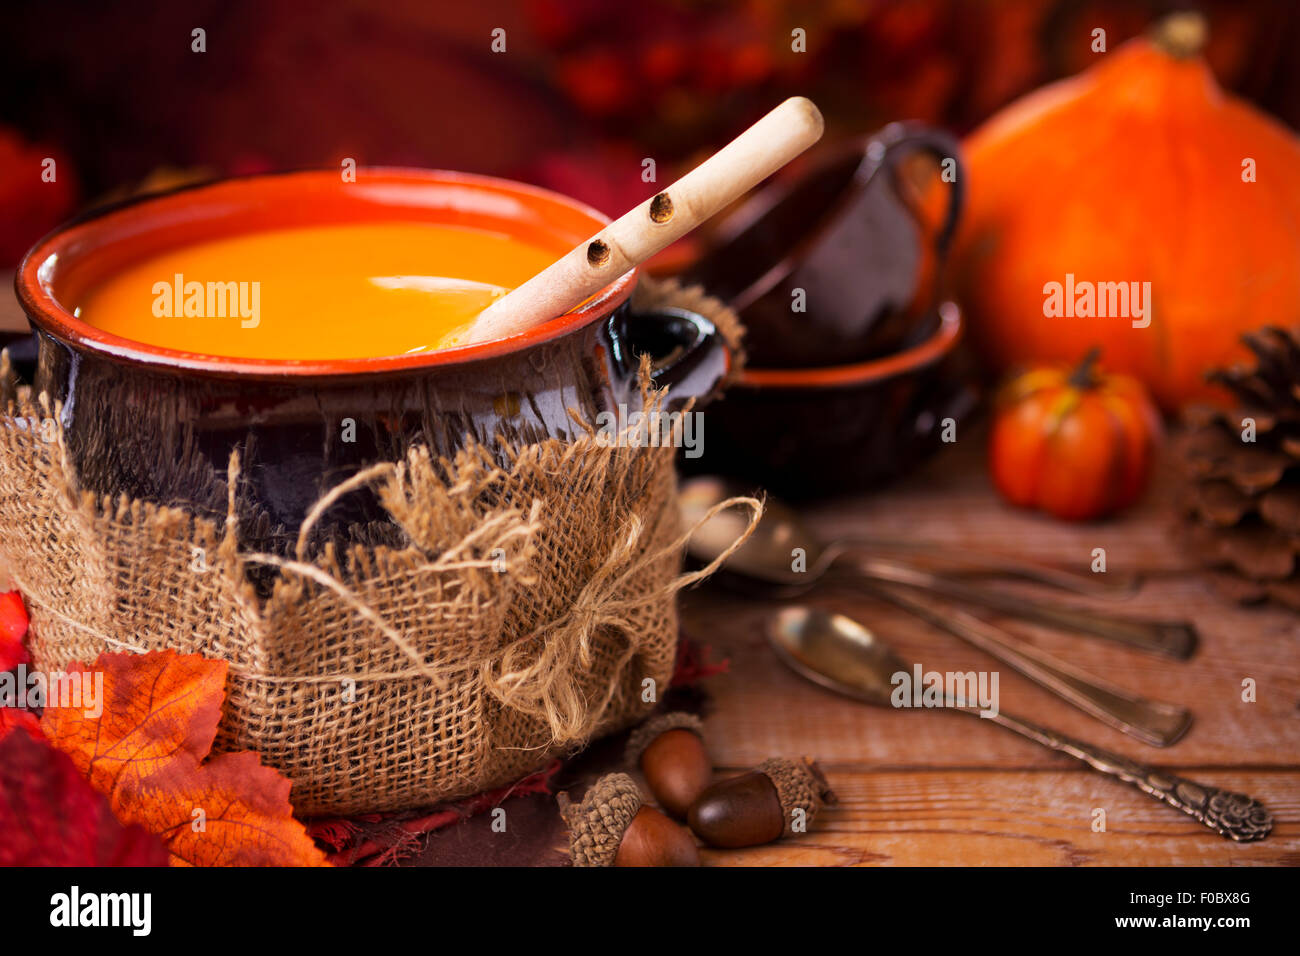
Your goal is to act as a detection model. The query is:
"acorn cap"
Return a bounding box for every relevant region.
[623,711,706,767]
[757,757,838,836]
[556,772,644,867]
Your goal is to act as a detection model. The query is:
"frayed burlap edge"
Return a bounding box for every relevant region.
[0,367,761,815]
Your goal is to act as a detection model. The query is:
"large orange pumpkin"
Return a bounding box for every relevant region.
[955,12,1300,411]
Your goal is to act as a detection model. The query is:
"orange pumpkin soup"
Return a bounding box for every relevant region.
[76,222,559,359]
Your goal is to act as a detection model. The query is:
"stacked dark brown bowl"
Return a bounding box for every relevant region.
[683,123,976,498]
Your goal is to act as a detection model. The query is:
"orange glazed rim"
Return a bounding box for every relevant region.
[16,167,636,380]
[739,301,962,389]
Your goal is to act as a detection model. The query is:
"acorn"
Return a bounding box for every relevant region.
[687,757,836,848]
[557,772,700,867]
[625,711,712,819]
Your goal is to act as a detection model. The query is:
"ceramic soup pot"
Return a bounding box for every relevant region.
[15,170,730,551]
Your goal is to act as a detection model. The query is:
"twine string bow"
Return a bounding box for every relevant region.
[481,493,762,743]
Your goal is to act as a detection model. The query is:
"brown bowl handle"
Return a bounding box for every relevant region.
[870,122,965,262]
[602,305,729,409]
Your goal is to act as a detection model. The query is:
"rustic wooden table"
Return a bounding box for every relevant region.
[680,435,1299,866]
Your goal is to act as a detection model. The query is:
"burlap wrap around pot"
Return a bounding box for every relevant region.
[0,352,755,814]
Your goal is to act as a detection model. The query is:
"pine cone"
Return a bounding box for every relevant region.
[1173,325,1300,609]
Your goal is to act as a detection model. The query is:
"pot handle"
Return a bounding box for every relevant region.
[0,331,38,386]
[602,305,730,409]
[870,122,965,263]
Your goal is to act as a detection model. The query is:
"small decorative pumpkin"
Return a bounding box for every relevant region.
[955,11,1300,410]
[989,350,1161,521]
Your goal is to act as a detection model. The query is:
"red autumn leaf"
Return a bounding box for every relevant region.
[0,729,169,866]
[0,590,30,672]
[0,706,41,741]
[40,650,329,867]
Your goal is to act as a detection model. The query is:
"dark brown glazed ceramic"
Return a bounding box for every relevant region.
[684,302,975,499]
[684,122,963,368]
[14,170,730,555]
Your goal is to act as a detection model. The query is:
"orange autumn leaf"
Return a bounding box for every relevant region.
[43,649,228,798]
[40,650,329,867]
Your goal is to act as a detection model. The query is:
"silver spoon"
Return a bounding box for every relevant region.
[682,476,1196,659]
[683,483,1193,747]
[768,606,1272,843]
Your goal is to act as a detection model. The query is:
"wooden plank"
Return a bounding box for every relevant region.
[796,437,1196,573]
[697,769,1300,866]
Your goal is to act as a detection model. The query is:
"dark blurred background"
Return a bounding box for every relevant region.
[2,0,1298,268]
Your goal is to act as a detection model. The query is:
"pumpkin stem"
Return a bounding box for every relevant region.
[1068,348,1103,389]
[1151,11,1208,59]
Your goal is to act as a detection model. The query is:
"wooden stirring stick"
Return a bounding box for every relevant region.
[462,96,824,346]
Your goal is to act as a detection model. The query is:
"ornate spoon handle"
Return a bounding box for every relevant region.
[978,708,1273,842]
